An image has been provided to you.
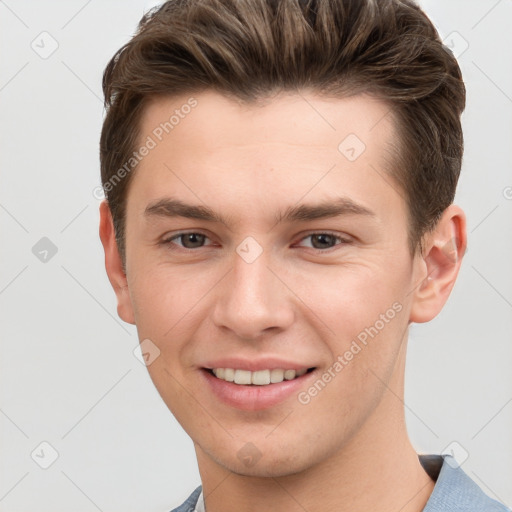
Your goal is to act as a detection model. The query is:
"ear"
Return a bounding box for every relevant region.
[99,200,135,325]
[409,204,467,324]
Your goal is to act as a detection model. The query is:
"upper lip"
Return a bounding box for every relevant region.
[202,357,316,372]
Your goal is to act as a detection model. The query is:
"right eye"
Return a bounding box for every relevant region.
[160,231,214,251]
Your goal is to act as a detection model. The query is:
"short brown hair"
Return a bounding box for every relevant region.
[100,0,466,265]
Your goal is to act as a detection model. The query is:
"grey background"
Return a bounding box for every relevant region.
[1,0,511,510]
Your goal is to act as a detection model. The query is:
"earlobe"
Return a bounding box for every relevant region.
[98,200,136,325]
[409,205,467,324]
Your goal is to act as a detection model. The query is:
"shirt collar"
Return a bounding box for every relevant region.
[420,454,507,511]
[191,454,506,512]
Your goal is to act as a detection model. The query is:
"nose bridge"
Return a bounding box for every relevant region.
[212,240,293,339]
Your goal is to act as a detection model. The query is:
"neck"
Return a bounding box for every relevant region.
[194,342,435,512]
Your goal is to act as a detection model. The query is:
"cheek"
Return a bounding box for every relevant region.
[127,258,203,330]
[291,261,411,404]
[126,260,220,374]
[291,260,409,336]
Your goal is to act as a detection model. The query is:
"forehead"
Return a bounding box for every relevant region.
[140,90,397,158]
[129,90,405,229]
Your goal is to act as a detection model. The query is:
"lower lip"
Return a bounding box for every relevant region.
[200,368,316,411]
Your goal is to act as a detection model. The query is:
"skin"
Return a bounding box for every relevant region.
[100,90,467,512]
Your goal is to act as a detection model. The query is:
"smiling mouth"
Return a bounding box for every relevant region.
[205,367,316,386]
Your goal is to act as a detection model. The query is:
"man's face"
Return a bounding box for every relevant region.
[119,91,426,476]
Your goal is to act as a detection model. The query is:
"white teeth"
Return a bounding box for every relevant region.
[234,369,252,385]
[224,368,235,382]
[211,367,310,385]
[270,368,284,383]
[284,369,296,380]
[252,370,270,385]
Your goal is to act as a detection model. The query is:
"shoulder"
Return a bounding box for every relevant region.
[169,485,202,512]
[421,455,510,512]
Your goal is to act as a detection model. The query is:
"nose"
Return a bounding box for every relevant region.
[211,246,295,341]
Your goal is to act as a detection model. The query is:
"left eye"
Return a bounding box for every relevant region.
[296,233,349,250]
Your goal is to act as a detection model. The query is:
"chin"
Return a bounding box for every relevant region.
[214,447,314,479]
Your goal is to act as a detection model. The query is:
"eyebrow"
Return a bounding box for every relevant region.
[144,197,375,226]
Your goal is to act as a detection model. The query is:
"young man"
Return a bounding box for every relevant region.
[98,0,508,510]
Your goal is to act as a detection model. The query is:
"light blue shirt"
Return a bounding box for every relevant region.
[170,454,510,512]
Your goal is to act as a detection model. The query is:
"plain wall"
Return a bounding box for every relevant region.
[1,1,511,510]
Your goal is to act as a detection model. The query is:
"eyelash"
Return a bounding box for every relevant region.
[160,231,352,253]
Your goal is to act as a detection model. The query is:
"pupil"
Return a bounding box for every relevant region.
[313,234,334,249]
[183,233,204,248]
